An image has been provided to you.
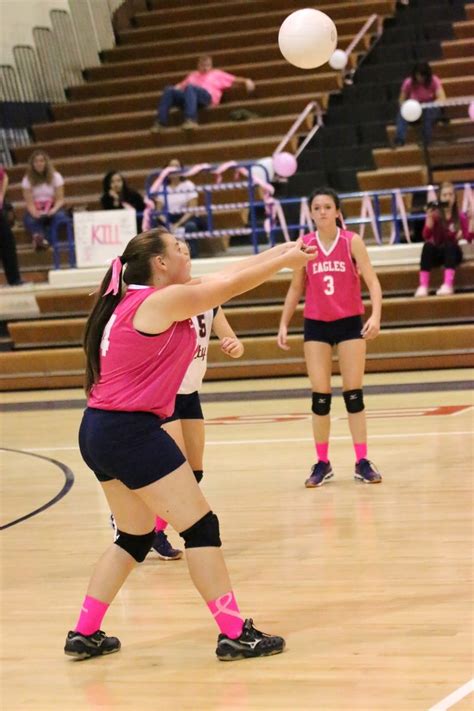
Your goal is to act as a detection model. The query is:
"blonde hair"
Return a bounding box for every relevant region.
[25,150,55,187]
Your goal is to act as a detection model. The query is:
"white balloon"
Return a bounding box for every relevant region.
[278,8,338,70]
[401,99,422,122]
[329,49,348,70]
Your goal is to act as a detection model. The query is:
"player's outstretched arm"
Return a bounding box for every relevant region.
[138,242,316,333]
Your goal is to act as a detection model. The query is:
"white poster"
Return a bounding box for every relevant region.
[73,210,137,267]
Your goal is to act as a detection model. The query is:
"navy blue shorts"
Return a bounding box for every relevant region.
[161,391,203,423]
[304,315,363,346]
[79,408,186,489]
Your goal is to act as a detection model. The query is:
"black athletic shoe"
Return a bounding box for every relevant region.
[151,531,183,560]
[354,458,382,484]
[305,460,334,488]
[64,630,121,660]
[216,618,285,661]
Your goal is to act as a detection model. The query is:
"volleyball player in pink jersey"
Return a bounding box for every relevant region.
[65,227,315,661]
[277,188,383,487]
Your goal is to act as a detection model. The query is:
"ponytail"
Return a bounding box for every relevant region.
[83,227,170,394]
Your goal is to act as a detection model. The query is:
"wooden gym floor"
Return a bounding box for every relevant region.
[1,369,473,711]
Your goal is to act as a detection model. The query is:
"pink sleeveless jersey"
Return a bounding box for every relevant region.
[302,229,364,321]
[88,286,196,417]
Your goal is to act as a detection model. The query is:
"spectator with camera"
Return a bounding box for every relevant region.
[415,182,474,297]
[22,150,66,250]
[0,164,23,286]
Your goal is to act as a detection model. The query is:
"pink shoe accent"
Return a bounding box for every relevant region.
[316,442,329,463]
[207,591,244,639]
[444,268,455,287]
[354,443,367,463]
[419,271,430,288]
[75,595,109,635]
[155,516,168,533]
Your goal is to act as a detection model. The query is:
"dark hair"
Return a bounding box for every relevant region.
[309,187,344,228]
[411,62,432,86]
[102,170,138,202]
[83,227,170,394]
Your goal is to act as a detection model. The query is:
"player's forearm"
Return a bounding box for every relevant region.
[367,278,382,321]
[280,286,301,327]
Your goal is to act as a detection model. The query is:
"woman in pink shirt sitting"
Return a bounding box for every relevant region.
[22,150,66,250]
[152,54,255,131]
[394,62,446,146]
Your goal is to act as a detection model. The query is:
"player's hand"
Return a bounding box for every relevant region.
[282,241,317,269]
[361,315,380,340]
[220,337,244,358]
[277,324,290,350]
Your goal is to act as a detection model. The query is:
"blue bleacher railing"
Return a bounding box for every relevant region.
[49,174,473,268]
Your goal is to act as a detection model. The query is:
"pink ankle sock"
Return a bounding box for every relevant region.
[354,443,367,463]
[316,442,329,463]
[207,591,244,639]
[75,595,109,635]
[444,268,455,287]
[419,271,430,288]
[155,516,168,533]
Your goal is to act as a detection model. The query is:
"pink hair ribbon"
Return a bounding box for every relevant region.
[103,256,123,296]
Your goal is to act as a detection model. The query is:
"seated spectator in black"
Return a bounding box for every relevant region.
[152,55,255,131]
[0,164,23,286]
[22,150,67,250]
[415,181,474,297]
[394,62,446,147]
[151,158,206,258]
[100,171,145,232]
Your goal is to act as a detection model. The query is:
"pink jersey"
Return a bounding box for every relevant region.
[88,286,196,418]
[302,229,364,322]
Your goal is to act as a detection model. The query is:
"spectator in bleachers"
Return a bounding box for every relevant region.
[0,164,23,286]
[100,171,146,232]
[149,158,206,258]
[415,182,474,297]
[22,150,67,250]
[394,62,446,147]
[151,55,255,132]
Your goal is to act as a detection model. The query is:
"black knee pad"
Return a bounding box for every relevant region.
[193,469,204,484]
[114,529,156,563]
[312,392,332,416]
[343,389,365,414]
[179,511,221,549]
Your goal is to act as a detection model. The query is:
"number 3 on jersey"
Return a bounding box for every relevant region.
[323,275,335,295]
[100,314,117,356]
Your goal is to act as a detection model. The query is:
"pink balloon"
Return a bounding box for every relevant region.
[469,101,474,122]
[273,152,297,177]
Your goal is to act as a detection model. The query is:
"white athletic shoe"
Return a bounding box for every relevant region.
[414,285,429,297]
[436,283,454,296]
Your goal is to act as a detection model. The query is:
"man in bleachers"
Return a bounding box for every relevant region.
[151,55,255,132]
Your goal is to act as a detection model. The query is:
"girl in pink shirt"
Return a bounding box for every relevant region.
[65,226,315,662]
[22,150,67,250]
[394,62,445,146]
[278,188,383,487]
